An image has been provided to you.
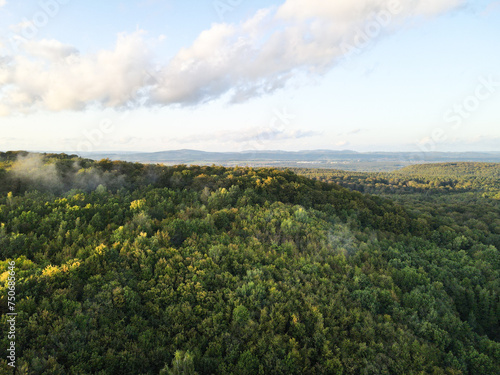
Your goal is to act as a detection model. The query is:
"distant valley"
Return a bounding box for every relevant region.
[76,149,500,172]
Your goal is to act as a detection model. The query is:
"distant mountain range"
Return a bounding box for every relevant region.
[76,149,500,171]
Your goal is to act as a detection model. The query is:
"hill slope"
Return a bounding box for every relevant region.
[397,162,500,179]
[0,154,498,374]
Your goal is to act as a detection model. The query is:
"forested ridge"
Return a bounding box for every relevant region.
[0,153,499,374]
[295,162,500,198]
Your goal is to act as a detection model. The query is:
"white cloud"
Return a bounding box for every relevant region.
[172,126,322,145]
[0,31,153,113]
[23,39,79,61]
[150,0,465,106]
[9,20,33,33]
[0,0,6,8]
[335,141,350,147]
[337,128,366,136]
[0,0,466,115]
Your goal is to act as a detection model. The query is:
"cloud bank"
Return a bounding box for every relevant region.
[0,0,465,115]
[171,126,322,145]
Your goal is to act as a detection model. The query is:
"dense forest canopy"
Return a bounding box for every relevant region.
[294,162,500,199]
[398,163,500,178]
[0,154,499,374]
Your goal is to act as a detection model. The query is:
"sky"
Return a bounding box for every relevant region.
[0,0,499,154]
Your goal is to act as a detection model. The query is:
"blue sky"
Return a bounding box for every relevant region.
[0,0,499,153]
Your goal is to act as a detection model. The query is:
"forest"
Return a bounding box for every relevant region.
[294,163,500,198]
[0,152,499,374]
